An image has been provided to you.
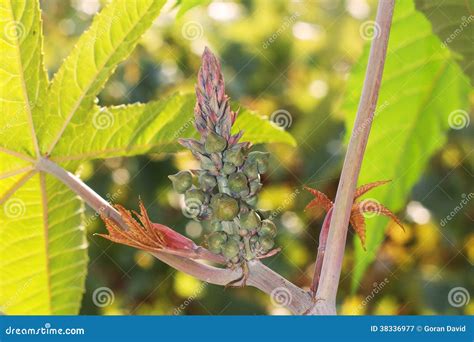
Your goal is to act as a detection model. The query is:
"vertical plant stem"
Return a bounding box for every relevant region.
[310,0,395,314]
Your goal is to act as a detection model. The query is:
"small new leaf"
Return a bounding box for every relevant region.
[98,200,225,263]
[305,180,403,249]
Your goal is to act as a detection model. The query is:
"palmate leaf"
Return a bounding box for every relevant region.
[51,94,296,164]
[415,0,474,85]
[342,0,470,291]
[0,0,296,314]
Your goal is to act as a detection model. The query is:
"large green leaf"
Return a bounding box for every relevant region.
[51,93,296,163]
[35,0,166,155]
[0,174,87,314]
[0,0,47,158]
[0,0,297,315]
[415,0,474,85]
[342,0,470,291]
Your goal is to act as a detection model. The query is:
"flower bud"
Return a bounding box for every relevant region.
[208,231,227,253]
[248,151,270,174]
[239,210,261,230]
[224,147,244,167]
[198,154,217,173]
[185,188,206,205]
[258,219,277,238]
[205,132,227,153]
[249,180,262,195]
[204,220,223,233]
[259,236,274,252]
[199,172,217,191]
[222,162,236,175]
[210,193,239,221]
[168,171,193,194]
[245,195,258,207]
[228,172,248,194]
[222,239,240,258]
[243,159,259,179]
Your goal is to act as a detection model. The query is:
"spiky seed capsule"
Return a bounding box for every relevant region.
[211,194,239,221]
[222,162,236,175]
[222,239,240,258]
[205,132,227,153]
[240,210,261,229]
[243,160,259,179]
[224,148,244,167]
[199,172,217,191]
[168,171,193,194]
[228,172,248,194]
[208,231,227,253]
[259,236,274,252]
[248,151,270,174]
[185,189,206,205]
[258,219,277,237]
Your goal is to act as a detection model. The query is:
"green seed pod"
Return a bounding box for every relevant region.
[198,154,217,172]
[243,160,259,179]
[168,171,193,194]
[210,220,223,232]
[185,188,206,204]
[199,172,217,191]
[222,162,236,175]
[222,239,240,258]
[240,210,261,229]
[210,193,239,221]
[259,236,274,252]
[205,132,227,153]
[258,219,277,238]
[224,147,244,167]
[248,151,270,174]
[208,231,227,253]
[249,180,262,194]
[228,172,248,194]
[245,195,258,207]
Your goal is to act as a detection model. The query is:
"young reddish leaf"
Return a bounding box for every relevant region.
[349,206,367,250]
[304,186,334,212]
[354,180,391,199]
[305,181,403,251]
[357,200,404,231]
[98,200,225,263]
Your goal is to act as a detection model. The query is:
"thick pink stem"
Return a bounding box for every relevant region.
[309,0,395,315]
[310,207,333,295]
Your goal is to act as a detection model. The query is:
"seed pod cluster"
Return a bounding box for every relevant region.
[169,48,277,264]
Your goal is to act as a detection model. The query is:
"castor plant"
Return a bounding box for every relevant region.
[172,48,279,273]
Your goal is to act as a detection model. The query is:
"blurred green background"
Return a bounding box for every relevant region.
[39,0,473,315]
